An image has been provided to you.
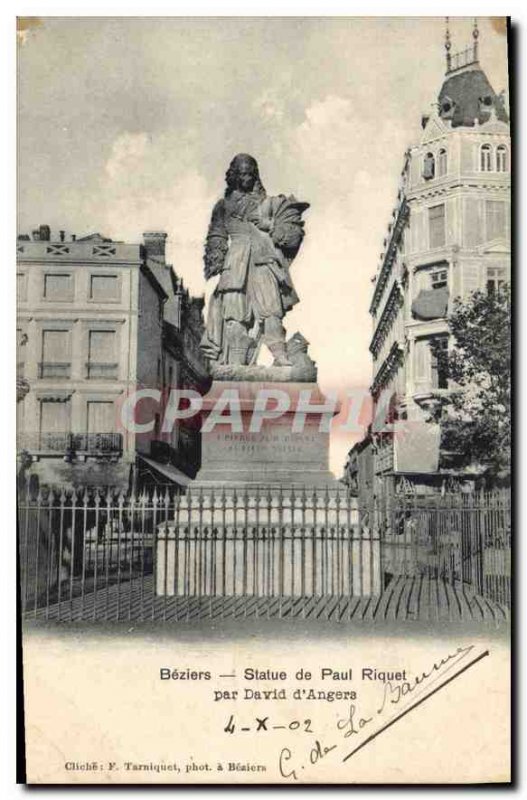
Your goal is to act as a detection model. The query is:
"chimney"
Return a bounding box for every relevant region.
[59,230,65,242]
[143,231,167,262]
[32,230,40,241]
[71,234,76,242]
[39,224,51,241]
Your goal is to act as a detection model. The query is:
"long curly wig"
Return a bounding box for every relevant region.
[224,153,266,198]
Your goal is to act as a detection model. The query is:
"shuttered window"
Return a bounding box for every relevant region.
[17,273,27,302]
[485,201,507,241]
[87,401,115,433]
[87,330,118,378]
[40,400,70,435]
[44,273,73,301]
[429,204,446,249]
[40,329,71,378]
[90,274,120,302]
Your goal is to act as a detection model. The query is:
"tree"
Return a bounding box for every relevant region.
[433,284,511,483]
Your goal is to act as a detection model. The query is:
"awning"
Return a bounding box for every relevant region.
[411,287,449,320]
[138,455,193,487]
[393,421,440,474]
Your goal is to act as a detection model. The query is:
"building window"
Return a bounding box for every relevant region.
[430,268,448,289]
[17,329,27,376]
[437,148,448,177]
[429,204,446,249]
[40,329,71,379]
[430,336,449,390]
[90,274,121,302]
[39,399,71,449]
[487,267,506,296]
[17,273,27,302]
[87,329,118,379]
[480,144,493,172]
[413,338,429,386]
[485,200,507,241]
[87,401,115,434]
[496,145,509,172]
[423,152,435,180]
[44,273,73,301]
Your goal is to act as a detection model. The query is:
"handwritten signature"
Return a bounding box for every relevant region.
[277,644,488,779]
[279,739,337,780]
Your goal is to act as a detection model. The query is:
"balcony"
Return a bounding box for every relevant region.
[86,362,119,379]
[17,432,123,457]
[446,45,478,75]
[73,432,123,455]
[370,198,409,316]
[38,362,71,379]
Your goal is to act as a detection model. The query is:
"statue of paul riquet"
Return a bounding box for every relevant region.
[200,153,309,367]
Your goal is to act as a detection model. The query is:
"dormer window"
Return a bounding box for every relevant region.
[423,152,435,180]
[480,144,493,172]
[479,95,493,112]
[437,148,448,177]
[496,145,509,172]
[440,95,456,122]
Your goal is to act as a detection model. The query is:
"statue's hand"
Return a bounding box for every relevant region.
[247,208,272,233]
[256,218,273,233]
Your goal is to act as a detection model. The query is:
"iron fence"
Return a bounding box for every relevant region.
[18,483,511,621]
[378,489,511,609]
[18,483,377,622]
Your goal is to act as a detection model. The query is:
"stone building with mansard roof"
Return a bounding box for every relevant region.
[16,226,210,490]
[345,20,510,499]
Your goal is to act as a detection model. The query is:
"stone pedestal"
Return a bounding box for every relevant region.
[194,380,338,487]
[155,377,381,602]
[154,488,381,598]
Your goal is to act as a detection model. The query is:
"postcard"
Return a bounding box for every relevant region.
[17,15,511,784]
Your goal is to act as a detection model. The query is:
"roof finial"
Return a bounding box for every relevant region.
[445,17,452,73]
[473,17,479,62]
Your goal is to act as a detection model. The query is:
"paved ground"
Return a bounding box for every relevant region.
[24,573,508,625]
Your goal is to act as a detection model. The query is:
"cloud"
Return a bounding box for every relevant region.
[100,132,215,294]
[252,89,286,123]
[281,95,398,395]
[105,133,151,180]
[291,95,358,169]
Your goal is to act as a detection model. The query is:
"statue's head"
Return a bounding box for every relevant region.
[225,153,265,197]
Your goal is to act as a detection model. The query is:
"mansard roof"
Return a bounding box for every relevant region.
[438,67,508,129]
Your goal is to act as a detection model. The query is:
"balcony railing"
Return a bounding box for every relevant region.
[73,433,123,454]
[86,362,119,379]
[17,431,123,456]
[38,362,71,379]
[447,46,478,75]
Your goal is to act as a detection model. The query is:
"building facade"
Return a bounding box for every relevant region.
[347,24,511,497]
[17,226,209,489]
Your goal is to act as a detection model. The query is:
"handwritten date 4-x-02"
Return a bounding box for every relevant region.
[224,715,314,734]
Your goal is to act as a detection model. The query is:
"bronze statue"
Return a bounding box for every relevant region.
[200,154,309,367]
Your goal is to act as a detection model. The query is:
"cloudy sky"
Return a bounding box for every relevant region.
[17,16,509,473]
